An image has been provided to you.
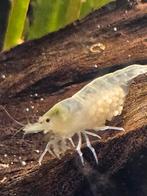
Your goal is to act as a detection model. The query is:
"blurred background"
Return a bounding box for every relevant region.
[0,0,114,51]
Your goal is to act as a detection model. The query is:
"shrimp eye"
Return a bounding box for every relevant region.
[46,118,50,123]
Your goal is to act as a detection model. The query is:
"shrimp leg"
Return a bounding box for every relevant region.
[68,137,75,147]
[76,133,84,165]
[84,130,101,139]
[94,126,125,132]
[83,133,98,164]
[38,142,55,165]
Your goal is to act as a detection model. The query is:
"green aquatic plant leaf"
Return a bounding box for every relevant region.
[2,0,115,50]
[28,0,115,40]
[28,0,82,39]
[93,0,114,9]
[65,0,82,25]
[80,0,94,18]
[28,0,58,39]
[3,0,30,50]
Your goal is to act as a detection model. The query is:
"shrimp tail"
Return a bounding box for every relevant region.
[112,64,147,84]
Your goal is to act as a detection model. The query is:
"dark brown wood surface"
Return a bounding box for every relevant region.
[0,1,147,195]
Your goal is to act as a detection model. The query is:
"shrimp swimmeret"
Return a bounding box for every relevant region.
[22,64,147,165]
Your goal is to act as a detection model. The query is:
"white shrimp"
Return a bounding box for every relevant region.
[23,64,147,165]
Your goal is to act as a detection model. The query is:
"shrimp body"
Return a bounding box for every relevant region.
[23,64,147,164]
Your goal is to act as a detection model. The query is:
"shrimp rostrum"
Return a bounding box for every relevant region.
[23,64,147,165]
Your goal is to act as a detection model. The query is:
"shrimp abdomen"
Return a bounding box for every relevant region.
[73,64,147,123]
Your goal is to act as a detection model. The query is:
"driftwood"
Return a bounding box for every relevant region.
[0,1,147,195]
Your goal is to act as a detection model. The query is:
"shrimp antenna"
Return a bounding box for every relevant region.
[0,105,25,127]
[11,126,24,138]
